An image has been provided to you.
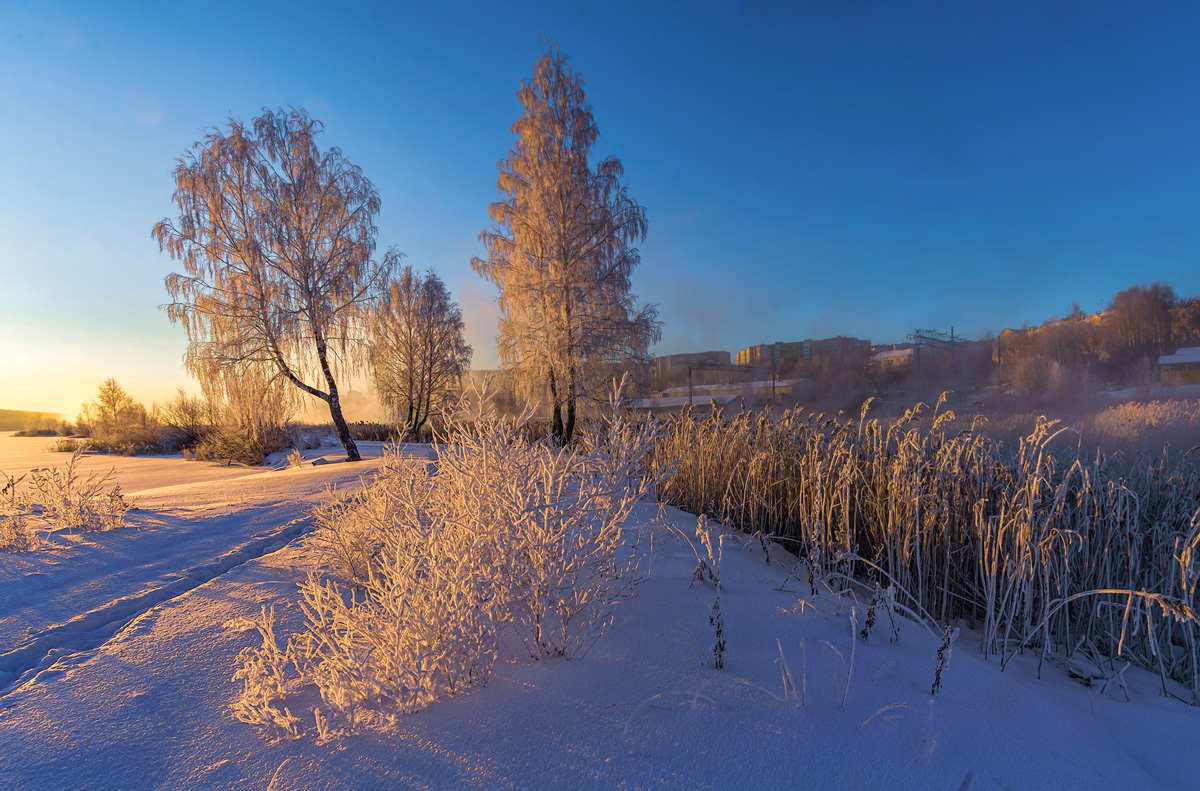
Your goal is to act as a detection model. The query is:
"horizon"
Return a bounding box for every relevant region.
[5,1,1200,416]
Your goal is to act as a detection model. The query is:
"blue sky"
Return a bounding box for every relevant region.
[2,1,1198,415]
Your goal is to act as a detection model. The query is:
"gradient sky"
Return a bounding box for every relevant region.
[3,0,1199,416]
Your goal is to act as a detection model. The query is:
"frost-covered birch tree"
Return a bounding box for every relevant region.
[369,267,472,440]
[472,43,660,446]
[153,108,396,462]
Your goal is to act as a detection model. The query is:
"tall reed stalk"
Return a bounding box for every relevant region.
[651,397,1200,703]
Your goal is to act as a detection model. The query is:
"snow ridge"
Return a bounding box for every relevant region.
[0,515,313,700]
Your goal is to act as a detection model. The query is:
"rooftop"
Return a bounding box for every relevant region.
[1159,347,1200,365]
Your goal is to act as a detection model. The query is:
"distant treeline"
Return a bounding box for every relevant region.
[996,281,1192,395]
[0,409,60,432]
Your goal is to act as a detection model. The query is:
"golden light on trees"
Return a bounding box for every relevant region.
[152,108,396,461]
[368,266,472,441]
[472,42,660,446]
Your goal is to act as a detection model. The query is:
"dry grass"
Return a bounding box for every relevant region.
[651,396,1200,704]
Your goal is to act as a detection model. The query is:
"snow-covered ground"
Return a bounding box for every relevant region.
[0,433,1196,790]
[0,434,399,694]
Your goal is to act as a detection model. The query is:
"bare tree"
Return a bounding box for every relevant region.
[472,43,660,446]
[153,108,395,461]
[1107,282,1176,356]
[369,266,472,440]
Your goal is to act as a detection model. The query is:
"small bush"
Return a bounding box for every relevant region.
[87,423,169,455]
[48,438,84,453]
[15,428,57,437]
[0,514,41,552]
[157,387,216,449]
[15,416,71,437]
[192,424,289,466]
[348,422,397,442]
[229,606,302,740]
[235,382,665,736]
[22,448,130,532]
[193,429,266,466]
[1,447,130,537]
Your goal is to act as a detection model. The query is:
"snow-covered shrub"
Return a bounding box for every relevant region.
[244,382,664,734]
[508,385,664,658]
[47,438,85,453]
[19,447,129,533]
[0,513,40,552]
[191,427,269,466]
[230,605,301,740]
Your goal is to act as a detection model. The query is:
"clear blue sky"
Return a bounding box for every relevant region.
[3,0,1199,415]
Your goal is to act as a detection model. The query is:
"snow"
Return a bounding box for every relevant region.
[0,435,402,692]
[631,394,739,409]
[1,433,1197,790]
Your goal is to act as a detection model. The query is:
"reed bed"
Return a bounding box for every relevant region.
[650,396,1200,703]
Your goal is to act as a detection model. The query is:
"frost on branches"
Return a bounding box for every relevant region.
[232,381,665,738]
[472,42,660,447]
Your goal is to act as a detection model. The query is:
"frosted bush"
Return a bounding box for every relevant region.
[24,449,130,533]
[234,382,665,735]
[229,606,301,740]
[0,447,130,538]
[0,513,41,552]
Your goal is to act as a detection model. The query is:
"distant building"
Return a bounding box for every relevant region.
[1159,347,1200,386]
[735,337,870,371]
[801,336,871,367]
[633,377,812,412]
[735,343,779,368]
[654,350,731,381]
[870,347,916,371]
[992,328,1026,364]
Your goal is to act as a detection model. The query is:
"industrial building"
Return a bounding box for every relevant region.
[654,350,731,381]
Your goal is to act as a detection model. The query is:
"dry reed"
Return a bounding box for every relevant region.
[651,396,1200,704]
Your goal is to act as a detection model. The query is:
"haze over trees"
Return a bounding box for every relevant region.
[368,266,472,440]
[153,107,396,462]
[75,378,160,453]
[998,281,1191,394]
[473,43,660,446]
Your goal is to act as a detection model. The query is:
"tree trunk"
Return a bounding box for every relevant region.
[316,336,361,462]
[548,368,565,446]
[551,403,565,446]
[405,403,420,443]
[561,358,577,446]
[563,394,576,447]
[327,390,361,462]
